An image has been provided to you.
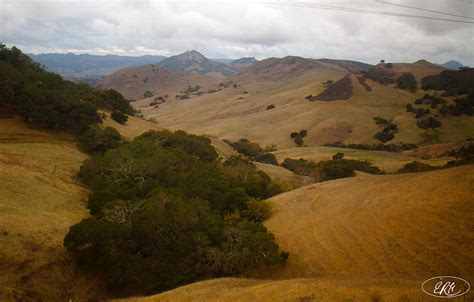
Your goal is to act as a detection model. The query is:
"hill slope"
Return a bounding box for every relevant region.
[266,165,474,280]
[134,58,473,148]
[121,165,474,302]
[0,119,104,301]
[158,50,236,76]
[98,64,219,99]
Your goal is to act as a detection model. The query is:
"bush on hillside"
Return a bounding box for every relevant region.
[111,111,128,124]
[78,126,122,155]
[143,90,153,98]
[416,117,441,129]
[396,72,417,92]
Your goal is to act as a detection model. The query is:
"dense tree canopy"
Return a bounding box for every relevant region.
[0,44,133,133]
[65,130,287,295]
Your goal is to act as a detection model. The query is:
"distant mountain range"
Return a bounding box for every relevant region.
[28,51,260,84]
[29,53,167,85]
[436,60,467,70]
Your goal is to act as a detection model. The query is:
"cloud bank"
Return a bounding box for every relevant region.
[1,0,473,64]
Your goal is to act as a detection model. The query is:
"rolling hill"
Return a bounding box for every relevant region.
[98,64,220,99]
[120,164,474,301]
[0,118,105,301]
[135,60,471,149]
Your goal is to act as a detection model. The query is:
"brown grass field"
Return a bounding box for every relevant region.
[3,58,473,301]
[99,60,472,151]
[0,118,104,301]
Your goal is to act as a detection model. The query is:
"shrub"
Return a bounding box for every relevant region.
[111,111,128,124]
[397,161,438,173]
[266,104,275,110]
[243,199,272,223]
[332,152,344,160]
[374,131,395,143]
[396,72,417,92]
[415,108,430,118]
[406,104,415,113]
[417,117,441,129]
[294,135,304,146]
[78,126,122,155]
[143,90,153,98]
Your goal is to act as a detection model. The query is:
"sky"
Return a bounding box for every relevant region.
[1,0,473,65]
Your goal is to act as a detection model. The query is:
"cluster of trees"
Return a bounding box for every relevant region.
[65,130,288,295]
[414,94,446,109]
[111,111,128,124]
[0,45,133,133]
[225,138,279,166]
[416,117,442,129]
[373,117,398,143]
[420,68,474,116]
[324,142,417,152]
[282,156,383,181]
[396,72,417,92]
[290,130,307,146]
[143,90,154,98]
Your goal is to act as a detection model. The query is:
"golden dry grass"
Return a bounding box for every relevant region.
[0,118,104,301]
[131,63,473,149]
[102,111,163,140]
[121,277,429,302]
[266,165,474,281]
[253,161,314,189]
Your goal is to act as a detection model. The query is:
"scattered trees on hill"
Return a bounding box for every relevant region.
[324,142,417,152]
[396,72,417,92]
[65,130,287,295]
[373,117,397,143]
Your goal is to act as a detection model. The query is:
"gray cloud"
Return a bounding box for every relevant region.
[1,0,473,65]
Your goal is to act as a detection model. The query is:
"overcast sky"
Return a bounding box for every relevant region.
[1,0,473,64]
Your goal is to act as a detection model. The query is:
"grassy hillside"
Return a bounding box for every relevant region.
[266,165,474,281]
[130,62,473,149]
[0,118,104,301]
[121,277,425,302]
